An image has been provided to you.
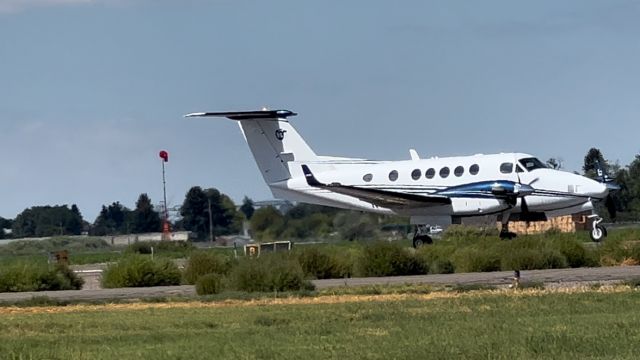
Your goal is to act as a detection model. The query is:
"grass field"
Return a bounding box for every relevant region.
[1,287,640,359]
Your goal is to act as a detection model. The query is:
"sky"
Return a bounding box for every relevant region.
[1,0,640,221]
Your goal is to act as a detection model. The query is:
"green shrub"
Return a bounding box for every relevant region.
[0,263,84,292]
[500,248,567,271]
[357,242,426,277]
[442,225,499,245]
[416,244,456,274]
[127,242,154,254]
[452,246,501,273]
[126,241,193,256]
[295,246,353,279]
[547,237,597,268]
[429,258,455,274]
[102,255,181,288]
[195,273,224,295]
[183,251,231,284]
[228,254,314,292]
[0,237,111,256]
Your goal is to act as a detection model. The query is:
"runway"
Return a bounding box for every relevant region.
[1,265,639,303]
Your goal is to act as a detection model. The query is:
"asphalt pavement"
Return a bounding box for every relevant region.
[1,266,640,303]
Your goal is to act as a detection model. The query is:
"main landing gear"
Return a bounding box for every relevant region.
[412,225,433,248]
[588,214,607,242]
[499,214,517,240]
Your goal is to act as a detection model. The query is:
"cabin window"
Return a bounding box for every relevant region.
[518,157,548,172]
[516,165,524,173]
[389,170,398,181]
[454,166,464,177]
[500,162,514,174]
[439,167,450,178]
[411,169,421,180]
[469,164,479,175]
[363,173,373,182]
[425,168,436,179]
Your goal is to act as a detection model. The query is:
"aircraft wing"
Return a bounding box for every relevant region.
[301,165,451,209]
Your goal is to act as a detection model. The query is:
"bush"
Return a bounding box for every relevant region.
[452,246,501,273]
[126,240,193,255]
[500,248,567,271]
[357,242,426,277]
[183,251,231,284]
[295,246,353,279]
[442,225,498,244]
[195,273,224,295]
[547,237,597,268]
[416,244,456,274]
[228,253,314,292]
[102,255,182,288]
[0,237,111,256]
[0,263,84,292]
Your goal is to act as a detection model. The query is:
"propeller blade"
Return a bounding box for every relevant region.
[521,196,529,214]
[605,194,617,222]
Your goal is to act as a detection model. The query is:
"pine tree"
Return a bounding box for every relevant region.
[132,194,162,233]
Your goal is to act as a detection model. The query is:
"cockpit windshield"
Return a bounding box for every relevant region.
[518,157,548,172]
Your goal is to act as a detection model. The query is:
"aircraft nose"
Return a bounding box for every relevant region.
[580,177,608,199]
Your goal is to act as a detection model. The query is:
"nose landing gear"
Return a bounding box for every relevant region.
[588,214,607,242]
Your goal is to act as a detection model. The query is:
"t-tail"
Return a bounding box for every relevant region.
[184,109,318,185]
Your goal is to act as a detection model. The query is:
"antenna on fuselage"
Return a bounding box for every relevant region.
[409,149,420,161]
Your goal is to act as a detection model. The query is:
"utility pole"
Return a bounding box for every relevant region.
[208,197,214,243]
[159,150,170,240]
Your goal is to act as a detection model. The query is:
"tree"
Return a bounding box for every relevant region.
[132,193,162,234]
[68,204,84,235]
[180,187,209,240]
[239,196,255,220]
[12,205,84,238]
[180,186,239,240]
[250,206,285,240]
[615,155,640,220]
[0,216,11,239]
[91,202,132,236]
[583,148,608,178]
[546,157,563,170]
[332,211,377,241]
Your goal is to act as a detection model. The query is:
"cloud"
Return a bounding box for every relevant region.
[0,0,96,13]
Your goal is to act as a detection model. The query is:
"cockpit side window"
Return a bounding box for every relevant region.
[518,157,548,172]
[500,162,514,174]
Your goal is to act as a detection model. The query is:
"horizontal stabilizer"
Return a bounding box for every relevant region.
[184,110,297,120]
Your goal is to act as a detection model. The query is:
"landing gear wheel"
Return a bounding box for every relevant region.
[499,230,517,240]
[590,225,607,242]
[413,235,432,248]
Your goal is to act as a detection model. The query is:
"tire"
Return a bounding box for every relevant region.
[590,225,606,242]
[413,235,432,248]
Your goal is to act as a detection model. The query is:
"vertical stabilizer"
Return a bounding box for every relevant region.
[185,110,317,184]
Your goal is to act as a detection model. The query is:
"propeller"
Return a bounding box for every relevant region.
[515,172,538,215]
[594,160,621,222]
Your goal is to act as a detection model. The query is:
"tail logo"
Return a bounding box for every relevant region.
[275,129,287,141]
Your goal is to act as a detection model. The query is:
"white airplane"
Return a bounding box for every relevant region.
[186,109,618,247]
